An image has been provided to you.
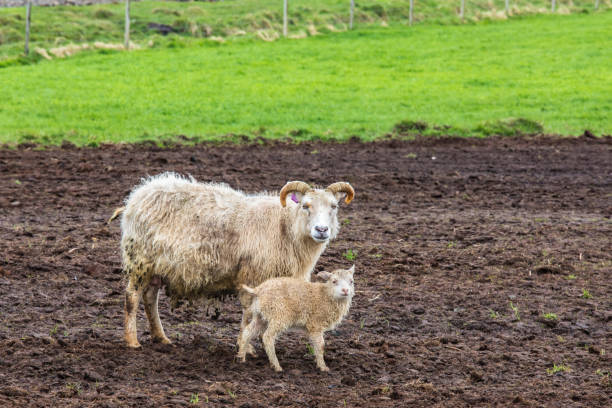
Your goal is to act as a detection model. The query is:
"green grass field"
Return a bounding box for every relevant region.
[1,0,608,61]
[0,10,610,145]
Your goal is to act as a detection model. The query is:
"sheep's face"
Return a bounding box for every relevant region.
[319,266,355,300]
[293,189,343,243]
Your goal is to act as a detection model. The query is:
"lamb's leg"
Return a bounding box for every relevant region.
[238,315,265,361]
[262,323,283,372]
[143,277,171,344]
[309,332,329,372]
[239,309,257,357]
[124,279,143,348]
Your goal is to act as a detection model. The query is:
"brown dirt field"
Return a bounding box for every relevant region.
[0,136,611,407]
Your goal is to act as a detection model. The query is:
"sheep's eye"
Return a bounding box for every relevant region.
[331,204,337,210]
[350,280,353,284]
[302,204,310,210]
[333,280,338,284]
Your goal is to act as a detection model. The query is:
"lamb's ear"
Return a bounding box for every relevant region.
[317,271,333,281]
[348,265,355,276]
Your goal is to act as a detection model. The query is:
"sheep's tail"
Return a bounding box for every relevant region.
[107,206,125,224]
[241,285,257,296]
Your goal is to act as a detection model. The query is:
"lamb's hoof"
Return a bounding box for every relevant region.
[273,366,283,373]
[319,366,330,373]
[126,341,142,349]
[236,354,246,363]
[247,344,257,357]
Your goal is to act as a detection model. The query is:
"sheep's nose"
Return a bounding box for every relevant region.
[341,288,348,295]
[315,226,328,233]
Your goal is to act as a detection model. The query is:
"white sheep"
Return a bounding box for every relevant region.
[111,173,355,348]
[237,266,355,372]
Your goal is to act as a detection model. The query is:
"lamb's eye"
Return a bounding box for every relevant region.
[331,204,337,210]
[302,204,310,210]
[350,280,353,284]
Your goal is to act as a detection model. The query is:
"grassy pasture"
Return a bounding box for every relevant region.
[0,0,608,61]
[0,11,610,145]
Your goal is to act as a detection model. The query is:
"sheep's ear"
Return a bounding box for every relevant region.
[348,265,355,275]
[290,192,304,203]
[318,271,332,281]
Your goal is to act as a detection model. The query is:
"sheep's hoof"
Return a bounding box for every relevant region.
[247,344,257,357]
[319,366,330,372]
[154,336,172,345]
[126,341,142,349]
[273,366,283,372]
[236,353,246,363]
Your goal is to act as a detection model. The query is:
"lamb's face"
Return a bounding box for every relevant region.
[320,266,355,300]
[295,189,342,243]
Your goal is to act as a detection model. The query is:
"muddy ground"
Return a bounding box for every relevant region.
[0,136,610,407]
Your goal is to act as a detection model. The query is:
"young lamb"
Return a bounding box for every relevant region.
[237,266,355,372]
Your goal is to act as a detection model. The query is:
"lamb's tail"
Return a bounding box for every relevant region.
[107,206,125,224]
[241,284,257,296]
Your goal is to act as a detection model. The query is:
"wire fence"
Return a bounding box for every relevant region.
[17,0,607,56]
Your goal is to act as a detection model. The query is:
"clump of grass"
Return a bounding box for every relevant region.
[581,288,592,299]
[542,312,557,321]
[566,274,577,280]
[189,393,199,404]
[343,249,357,261]
[546,363,571,375]
[509,302,520,321]
[474,117,543,137]
[93,9,114,19]
[394,120,428,133]
[489,309,500,319]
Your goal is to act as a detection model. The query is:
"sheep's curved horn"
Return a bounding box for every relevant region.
[279,181,312,207]
[326,182,355,204]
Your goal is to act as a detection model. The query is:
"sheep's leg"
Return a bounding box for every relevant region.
[143,278,171,345]
[124,279,143,348]
[262,323,283,372]
[309,332,329,372]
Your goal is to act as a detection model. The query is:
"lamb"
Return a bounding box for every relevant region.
[237,266,355,372]
[111,173,355,348]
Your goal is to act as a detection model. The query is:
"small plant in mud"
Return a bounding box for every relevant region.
[305,343,315,355]
[404,152,417,159]
[342,218,350,225]
[227,389,236,399]
[542,313,558,321]
[447,241,455,249]
[189,393,199,404]
[50,324,58,336]
[509,302,520,321]
[546,363,571,376]
[360,318,366,329]
[566,274,577,280]
[581,288,592,299]
[489,309,500,319]
[343,249,357,261]
[66,382,82,395]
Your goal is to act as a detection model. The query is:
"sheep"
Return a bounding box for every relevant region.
[237,266,355,372]
[112,172,355,348]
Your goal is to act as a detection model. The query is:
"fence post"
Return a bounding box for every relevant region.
[283,0,288,37]
[24,0,32,56]
[124,0,130,49]
[551,0,556,12]
[409,0,413,26]
[595,0,599,9]
[349,0,354,29]
[505,0,509,13]
[460,0,465,20]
